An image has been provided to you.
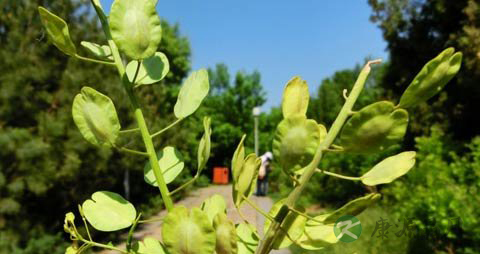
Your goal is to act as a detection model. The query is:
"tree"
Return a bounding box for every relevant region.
[369,0,480,140]
[0,0,192,251]
[201,64,267,168]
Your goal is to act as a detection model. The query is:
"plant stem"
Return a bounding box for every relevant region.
[90,0,174,212]
[120,128,140,134]
[150,118,183,138]
[170,175,198,196]
[316,168,361,181]
[126,213,142,252]
[255,60,381,254]
[115,145,149,157]
[75,54,116,66]
[242,195,275,222]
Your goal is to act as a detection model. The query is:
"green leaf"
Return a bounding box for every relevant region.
[273,116,322,173]
[174,69,210,118]
[236,223,258,254]
[339,101,408,153]
[232,154,261,207]
[81,41,112,60]
[282,76,309,118]
[231,135,247,182]
[65,246,78,254]
[38,7,76,56]
[264,200,306,249]
[133,237,166,254]
[201,194,227,224]
[399,48,463,108]
[361,151,416,186]
[321,193,381,224]
[144,146,185,186]
[297,219,337,250]
[109,0,162,60]
[82,191,136,232]
[72,87,121,147]
[213,213,238,254]
[126,52,170,85]
[162,206,216,254]
[197,117,212,173]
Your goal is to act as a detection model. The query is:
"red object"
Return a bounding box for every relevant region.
[213,167,229,184]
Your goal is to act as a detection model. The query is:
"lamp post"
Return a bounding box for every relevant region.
[253,107,261,156]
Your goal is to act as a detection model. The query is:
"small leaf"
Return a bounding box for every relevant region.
[72,87,121,147]
[399,48,463,108]
[65,246,78,254]
[361,151,416,186]
[81,41,112,60]
[236,223,258,254]
[133,237,166,254]
[232,154,261,207]
[82,191,136,232]
[201,194,227,223]
[174,69,210,119]
[297,219,338,250]
[213,213,238,254]
[231,135,246,182]
[264,200,306,249]
[273,116,322,174]
[162,206,216,254]
[109,0,162,59]
[322,193,381,224]
[339,101,408,153]
[144,146,185,186]
[126,52,170,85]
[38,7,77,56]
[282,76,309,118]
[197,117,212,173]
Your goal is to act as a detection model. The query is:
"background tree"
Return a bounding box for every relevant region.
[0,1,193,252]
[369,0,480,141]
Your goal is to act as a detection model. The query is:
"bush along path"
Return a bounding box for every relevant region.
[101,185,290,254]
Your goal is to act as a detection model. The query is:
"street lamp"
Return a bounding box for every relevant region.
[253,107,261,156]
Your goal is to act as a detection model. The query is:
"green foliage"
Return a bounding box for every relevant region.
[231,137,261,207]
[361,151,416,186]
[133,237,167,254]
[264,200,307,249]
[385,127,480,252]
[369,0,480,139]
[282,77,309,118]
[174,69,210,119]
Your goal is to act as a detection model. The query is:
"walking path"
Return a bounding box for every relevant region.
[102,184,289,254]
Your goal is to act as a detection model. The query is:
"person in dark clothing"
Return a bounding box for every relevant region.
[256,152,273,196]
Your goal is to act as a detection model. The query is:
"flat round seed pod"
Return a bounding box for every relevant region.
[273,116,322,173]
[109,0,162,60]
[339,101,408,153]
[72,87,121,147]
[162,206,216,254]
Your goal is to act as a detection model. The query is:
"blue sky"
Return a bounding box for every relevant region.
[100,0,387,110]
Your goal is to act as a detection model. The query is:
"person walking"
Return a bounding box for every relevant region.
[256,152,273,196]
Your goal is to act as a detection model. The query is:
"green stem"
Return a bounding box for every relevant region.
[288,207,323,224]
[151,118,183,138]
[170,175,198,195]
[114,145,149,157]
[256,60,381,254]
[75,54,116,66]
[316,168,361,181]
[126,213,142,252]
[90,0,174,212]
[139,217,162,224]
[242,195,275,222]
[120,128,140,134]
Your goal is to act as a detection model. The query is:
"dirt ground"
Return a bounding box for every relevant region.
[101,184,290,254]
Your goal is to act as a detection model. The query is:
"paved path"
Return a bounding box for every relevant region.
[102,185,289,253]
